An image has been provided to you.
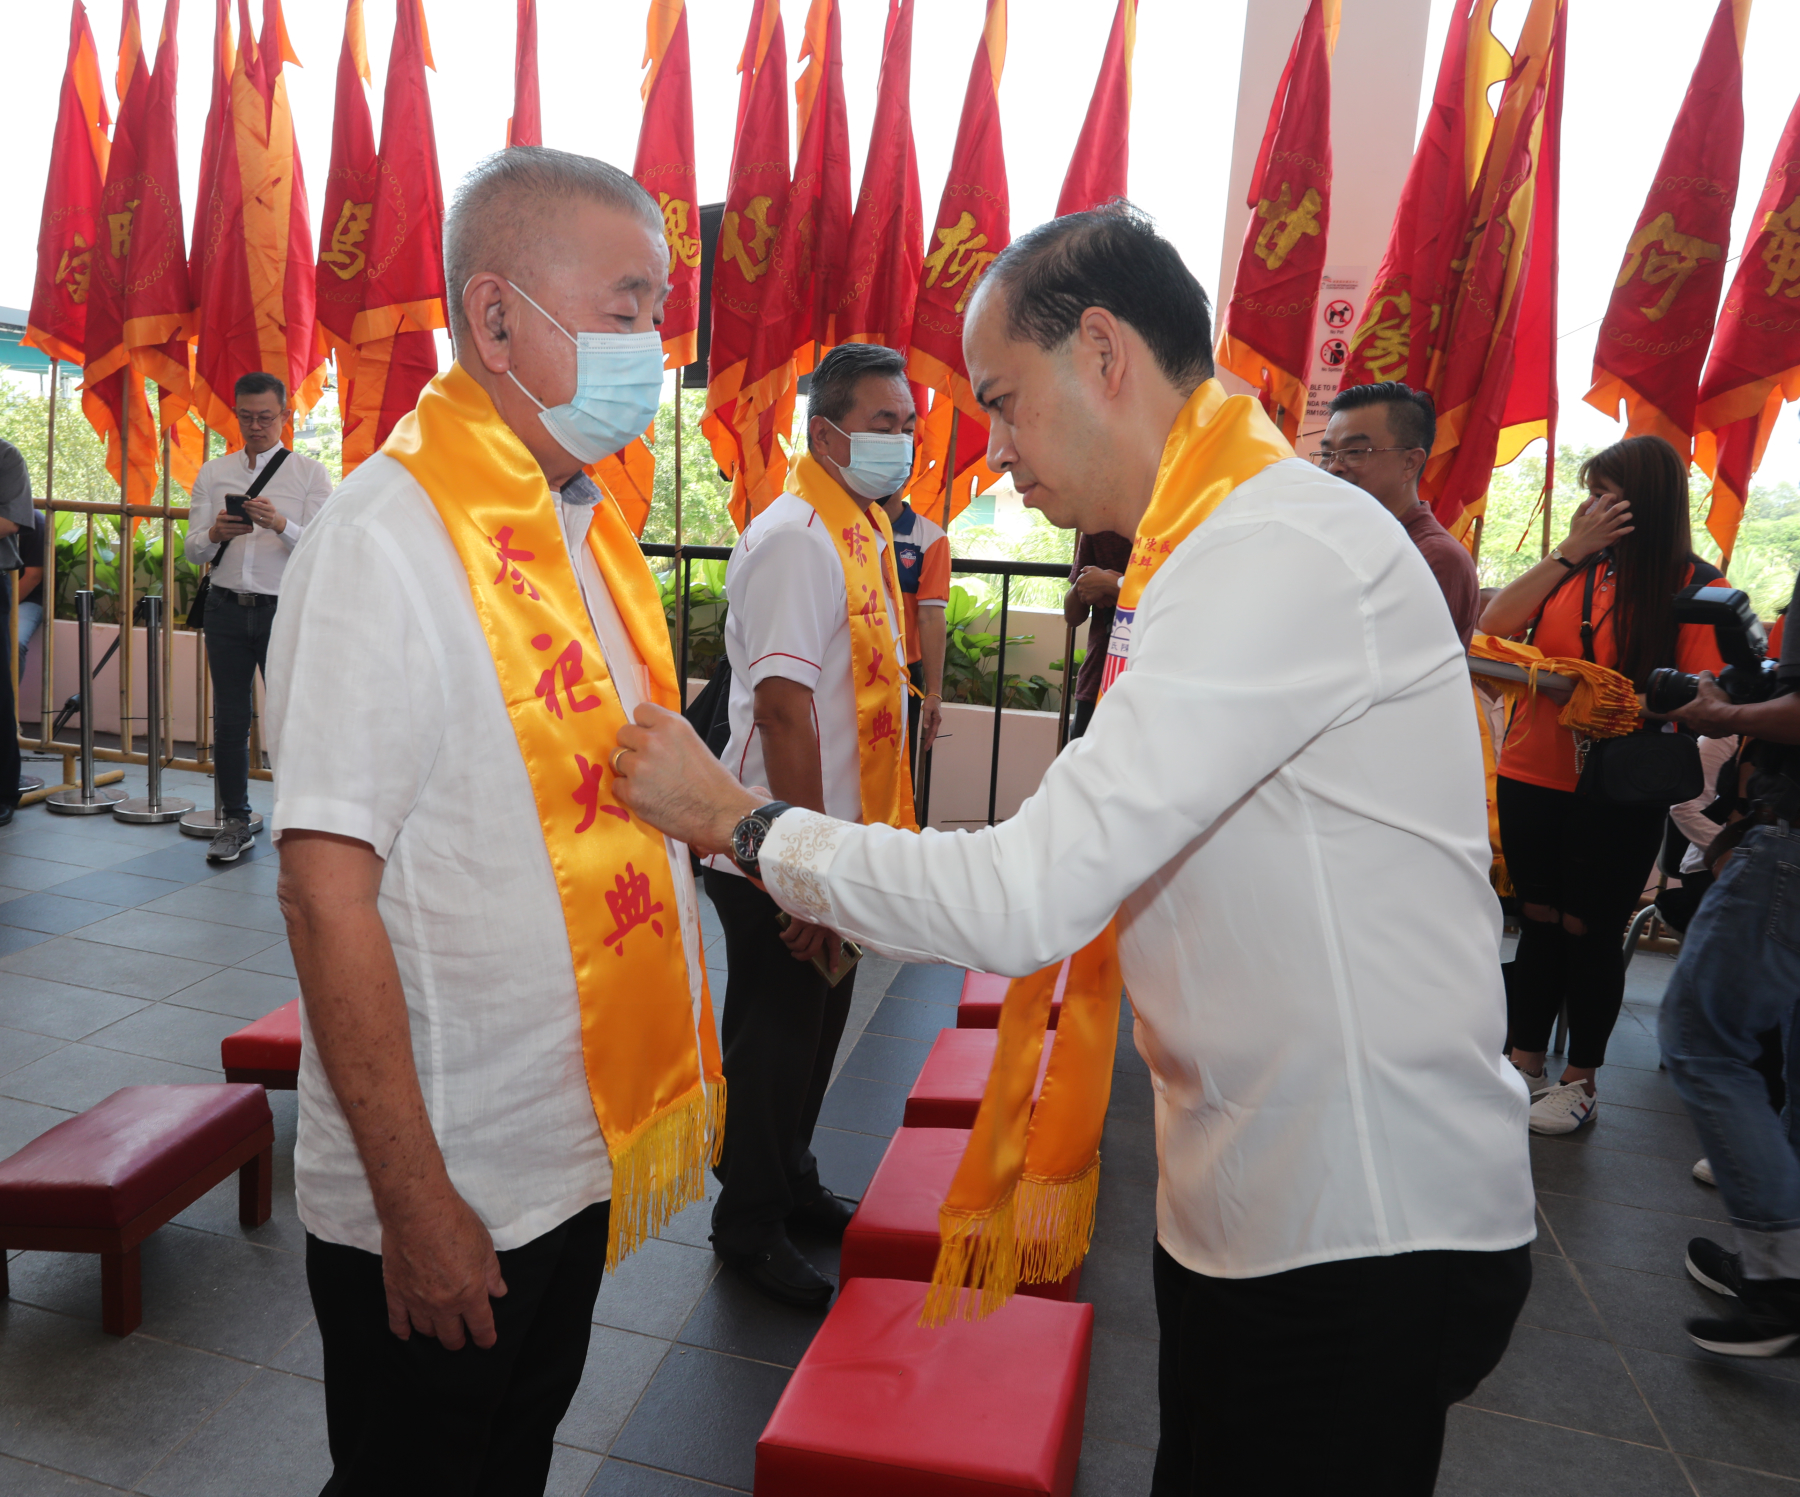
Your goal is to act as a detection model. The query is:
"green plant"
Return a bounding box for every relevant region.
[941,584,1055,709]
[659,556,730,679]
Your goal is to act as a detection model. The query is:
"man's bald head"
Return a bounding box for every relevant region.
[444,147,664,354]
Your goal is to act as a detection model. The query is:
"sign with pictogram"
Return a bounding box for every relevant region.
[1323,298,1354,330]
[1304,266,1367,427]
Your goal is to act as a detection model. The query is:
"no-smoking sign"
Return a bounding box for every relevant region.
[1323,299,1354,330]
[1318,338,1348,369]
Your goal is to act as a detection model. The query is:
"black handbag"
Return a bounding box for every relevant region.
[187,447,291,629]
[1569,561,1703,806]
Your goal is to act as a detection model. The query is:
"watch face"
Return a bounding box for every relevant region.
[733,817,763,864]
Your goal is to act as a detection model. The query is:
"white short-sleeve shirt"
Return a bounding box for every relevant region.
[705,489,905,875]
[264,455,705,1254]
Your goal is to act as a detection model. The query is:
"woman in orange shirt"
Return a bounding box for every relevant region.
[1480,436,1725,1138]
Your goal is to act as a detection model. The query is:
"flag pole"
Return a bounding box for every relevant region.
[40,361,59,751]
[673,367,687,708]
[941,406,960,532]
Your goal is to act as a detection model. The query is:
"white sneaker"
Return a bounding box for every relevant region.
[1529,1081,1598,1135]
[1513,1066,1556,1097]
[1694,1157,1716,1186]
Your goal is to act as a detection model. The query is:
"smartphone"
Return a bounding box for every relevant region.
[775,910,865,987]
[223,493,250,519]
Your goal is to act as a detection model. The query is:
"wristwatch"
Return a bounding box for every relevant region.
[731,801,793,880]
[1550,547,1577,569]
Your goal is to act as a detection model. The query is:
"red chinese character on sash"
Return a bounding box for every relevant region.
[572,754,631,833]
[863,651,893,689]
[533,634,602,719]
[488,528,540,600]
[869,704,900,748]
[603,862,666,954]
[857,584,884,624]
[841,524,870,568]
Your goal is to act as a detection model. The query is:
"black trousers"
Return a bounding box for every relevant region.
[704,867,856,1255]
[1497,774,1665,1068]
[1,574,17,811]
[1152,1241,1531,1496]
[305,1202,609,1497]
[1070,695,1098,740]
[203,594,276,819]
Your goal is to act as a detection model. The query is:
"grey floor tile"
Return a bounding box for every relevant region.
[0,1096,76,1159]
[547,1445,604,1497]
[0,854,108,892]
[135,1368,328,1497]
[42,869,187,909]
[885,963,965,1003]
[808,1126,889,1200]
[1578,1259,1800,1384]
[266,1318,323,1381]
[172,1091,303,1251]
[0,892,123,936]
[0,1453,128,1494]
[1530,1136,1731,1224]
[202,859,282,897]
[1462,1324,1664,1444]
[161,967,299,1021]
[1624,1345,1800,1474]
[609,1347,789,1491]
[651,1177,722,1253]
[1075,1238,1159,1343]
[0,936,221,1001]
[1597,1065,1692,1118]
[584,1459,735,1495]
[0,1299,253,1489]
[1688,1456,1800,1493]
[1436,1406,1691,1495]
[676,1270,829,1368]
[106,844,254,886]
[815,1073,907,1137]
[0,886,32,903]
[1519,1252,1606,1340]
[1603,1027,1673,1074]
[0,1042,215,1112]
[838,1031,931,1088]
[1099,1098,1159,1187]
[0,1025,66,1080]
[1073,1437,1157,1497]
[72,908,280,967]
[865,993,960,1042]
[0,925,53,957]
[1538,1193,1715,1280]
[592,1238,721,1341]
[1082,1326,1160,1449]
[0,832,139,871]
[0,975,148,1041]
[140,883,288,935]
[1572,1100,1706,1164]
[235,941,297,979]
[6,1224,314,1364]
[84,1002,239,1072]
[558,1326,671,1454]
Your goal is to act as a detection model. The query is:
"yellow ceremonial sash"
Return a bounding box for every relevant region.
[384,364,725,1269]
[785,453,918,831]
[928,379,1292,1322]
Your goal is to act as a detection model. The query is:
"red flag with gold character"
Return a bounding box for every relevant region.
[1057,0,1137,216]
[635,0,701,371]
[1216,0,1336,440]
[907,0,1009,527]
[188,0,235,365]
[1693,87,1800,561]
[1584,0,1750,456]
[777,0,851,369]
[25,1,111,371]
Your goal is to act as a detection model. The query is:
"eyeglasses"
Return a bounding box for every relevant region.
[234,409,283,428]
[1308,446,1413,468]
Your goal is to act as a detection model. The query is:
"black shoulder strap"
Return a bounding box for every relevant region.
[1579,560,1598,663]
[244,446,290,499]
[1688,555,1725,589]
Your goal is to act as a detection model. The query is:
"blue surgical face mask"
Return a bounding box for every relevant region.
[826,419,915,501]
[505,281,665,465]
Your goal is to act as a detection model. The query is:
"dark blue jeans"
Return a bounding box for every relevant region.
[1661,823,1800,1280]
[203,594,276,820]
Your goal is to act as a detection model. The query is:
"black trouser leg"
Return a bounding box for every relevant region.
[0,578,17,811]
[203,599,274,820]
[1504,915,1567,1055]
[1070,695,1097,740]
[306,1202,610,1497]
[1151,1241,1530,1496]
[704,868,856,1255]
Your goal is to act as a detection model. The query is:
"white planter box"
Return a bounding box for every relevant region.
[18,619,210,744]
[922,701,1062,830]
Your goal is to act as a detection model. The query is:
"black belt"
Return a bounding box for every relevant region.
[220,590,278,608]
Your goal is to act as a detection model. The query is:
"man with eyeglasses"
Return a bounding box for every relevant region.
[1316,381,1479,647]
[184,371,334,861]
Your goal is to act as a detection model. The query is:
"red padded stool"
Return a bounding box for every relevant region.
[221,999,301,1089]
[904,1028,1054,1128]
[956,961,1069,1030]
[756,1276,1092,1496]
[0,1084,275,1335]
[841,1127,1081,1300]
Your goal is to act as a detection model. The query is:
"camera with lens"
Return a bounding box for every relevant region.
[1644,584,1779,716]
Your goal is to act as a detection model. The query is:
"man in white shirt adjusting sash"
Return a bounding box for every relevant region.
[612,203,1536,1493]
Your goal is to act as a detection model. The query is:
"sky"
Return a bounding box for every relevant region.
[4,0,1800,486]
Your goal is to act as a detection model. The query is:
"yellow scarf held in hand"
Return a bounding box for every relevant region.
[785,453,918,831]
[926,380,1293,1324]
[384,364,725,1270]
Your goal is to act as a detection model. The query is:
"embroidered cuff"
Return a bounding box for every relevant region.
[759,808,851,927]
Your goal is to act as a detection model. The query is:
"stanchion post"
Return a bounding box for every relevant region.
[1057,620,1076,751]
[987,573,1009,827]
[115,594,195,823]
[46,590,126,814]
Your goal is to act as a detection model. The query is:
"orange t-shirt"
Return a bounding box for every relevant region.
[1497,562,1726,793]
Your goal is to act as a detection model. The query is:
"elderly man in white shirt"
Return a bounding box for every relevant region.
[183,371,333,861]
[265,149,715,1494]
[614,204,1536,1494]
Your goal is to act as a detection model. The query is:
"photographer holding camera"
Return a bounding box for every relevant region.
[1656,571,1800,1357]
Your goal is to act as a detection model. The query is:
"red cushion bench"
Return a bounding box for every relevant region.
[903,1028,1055,1129]
[841,1127,1081,1300]
[755,1276,1093,1496]
[0,1084,275,1336]
[955,962,1069,1031]
[221,999,301,1090]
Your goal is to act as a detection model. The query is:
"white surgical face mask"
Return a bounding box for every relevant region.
[826,419,915,500]
[504,281,665,464]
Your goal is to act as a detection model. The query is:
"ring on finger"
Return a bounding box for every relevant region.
[610,747,629,775]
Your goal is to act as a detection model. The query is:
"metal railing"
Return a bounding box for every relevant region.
[644,542,1079,829]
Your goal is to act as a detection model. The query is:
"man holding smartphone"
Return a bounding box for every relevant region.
[184,372,334,861]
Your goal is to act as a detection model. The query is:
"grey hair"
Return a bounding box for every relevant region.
[443,146,663,351]
[805,343,909,449]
